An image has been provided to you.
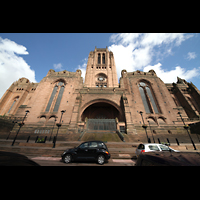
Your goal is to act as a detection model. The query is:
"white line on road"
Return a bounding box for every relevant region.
[32,157,61,161]
[112,159,135,163]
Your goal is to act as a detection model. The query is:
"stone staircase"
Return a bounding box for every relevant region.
[80,131,122,142]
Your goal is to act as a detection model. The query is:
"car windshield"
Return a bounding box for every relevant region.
[159,145,170,151]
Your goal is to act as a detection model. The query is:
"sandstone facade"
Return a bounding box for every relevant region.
[0,47,200,142]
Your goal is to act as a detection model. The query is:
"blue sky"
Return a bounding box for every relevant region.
[0,33,200,99]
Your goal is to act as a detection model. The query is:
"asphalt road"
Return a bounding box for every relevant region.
[29,156,137,166]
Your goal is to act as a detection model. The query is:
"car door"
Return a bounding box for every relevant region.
[76,142,89,160]
[87,142,98,160]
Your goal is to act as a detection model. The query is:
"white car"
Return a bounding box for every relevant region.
[135,143,180,158]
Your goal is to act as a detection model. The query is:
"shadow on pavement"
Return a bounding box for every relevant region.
[0,151,40,166]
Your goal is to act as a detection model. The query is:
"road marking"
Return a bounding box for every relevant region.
[32,157,61,161]
[119,154,131,157]
[112,159,134,163]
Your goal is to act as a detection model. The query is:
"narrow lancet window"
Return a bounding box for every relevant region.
[45,86,58,112]
[46,81,65,112]
[53,86,65,112]
[139,87,152,113]
[98,53,101,64]
[7,98,18,114]
[146,86,159,113]
[102,53,105,64]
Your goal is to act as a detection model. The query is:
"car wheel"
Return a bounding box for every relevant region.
[97,154,105,165]
[63,154,72,164]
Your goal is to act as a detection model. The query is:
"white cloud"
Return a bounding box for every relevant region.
[0,38,29,55]
[53,63,63,71]
[77,57,87,82]
[0,37,37,99]
[108,33,197,83]
[186,52,197,60]
[143,63,200,83]
[109,44,137,79]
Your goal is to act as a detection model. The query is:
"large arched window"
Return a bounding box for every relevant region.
[139,86,152,113]
[45,81,65,112]
[7,96,19,114]
[138,81,160,114]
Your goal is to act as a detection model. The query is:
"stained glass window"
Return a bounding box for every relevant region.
[45,86,58,112]
[139,87,151,113]
[53,86,65,112]
[7,98,18,114]
[45,81,65,112]
[146,86,159,113]
[138,81,159,114]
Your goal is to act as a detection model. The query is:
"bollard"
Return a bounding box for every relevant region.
[35,136,38,143]
[175,138,179,146]
[44,136,47,143]
[166,138,170,146]
[157,138,161,144]
[52,136,56,148]
[52,136,56,144]
[27,136,30,143]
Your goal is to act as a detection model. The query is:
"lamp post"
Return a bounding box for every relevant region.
[53,110,66,148]
[147,120,155,143]
[11,110,29,146]
[177,111,197,150]
[49,117,57,141]
[139,111,150,143]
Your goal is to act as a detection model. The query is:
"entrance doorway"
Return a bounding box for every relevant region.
[81,102,124,121]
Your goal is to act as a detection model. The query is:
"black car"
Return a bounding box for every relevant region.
[61,141,110,165]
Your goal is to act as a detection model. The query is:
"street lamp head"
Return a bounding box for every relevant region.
[61,110,66,113]
[177,111,181,115]
[25,110,30,113]
[139,111,143,115]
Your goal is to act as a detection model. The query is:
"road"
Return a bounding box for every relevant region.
[29,156,137,166]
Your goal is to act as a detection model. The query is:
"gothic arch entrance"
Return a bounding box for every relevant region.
[81,101,125,131]
[81,102,123,121]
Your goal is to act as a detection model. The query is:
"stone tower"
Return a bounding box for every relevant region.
[84,47,118,88]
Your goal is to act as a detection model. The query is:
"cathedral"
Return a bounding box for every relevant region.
[0,47,200,143]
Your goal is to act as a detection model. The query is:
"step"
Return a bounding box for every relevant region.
[81,132,122,142]
[18,143,53,147]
